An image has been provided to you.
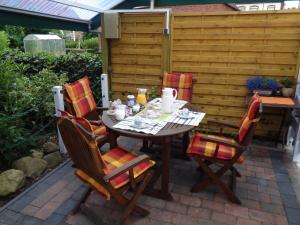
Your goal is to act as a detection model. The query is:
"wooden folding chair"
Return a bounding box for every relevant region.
[58,116,154,225]
[186,95,261,204]
[63,76,109,146]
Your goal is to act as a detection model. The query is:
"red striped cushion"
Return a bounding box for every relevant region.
[238,95,261,143]
[64,76,96,117]
[187,133,244,163]
[163,72,193,101]
[75,147,155,200]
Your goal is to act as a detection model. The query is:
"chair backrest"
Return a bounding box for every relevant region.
[64,76,97,117]
[237,95,261,145]
[57,115,106,180]
[163,72,193,102]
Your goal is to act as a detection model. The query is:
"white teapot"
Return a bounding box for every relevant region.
[161,87,177,113]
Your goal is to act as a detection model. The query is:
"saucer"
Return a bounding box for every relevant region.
[177,111,195,119]
[130,122,150,129]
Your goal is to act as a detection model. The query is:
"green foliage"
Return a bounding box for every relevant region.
[280,77,296,88]
[0,50,102,102]
[0,57,68,165]
[65,40,78,49]
[81,37,99,50]
[0,31,9,51]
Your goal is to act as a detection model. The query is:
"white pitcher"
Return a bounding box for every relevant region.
[161,87,177,113]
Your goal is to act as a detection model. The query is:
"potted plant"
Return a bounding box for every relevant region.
[246,76,280,96]
[280,77,296,97]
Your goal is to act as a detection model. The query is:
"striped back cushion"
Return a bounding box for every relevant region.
[238,95,261,143]
[64,76,96,117]
[163,72,193,101]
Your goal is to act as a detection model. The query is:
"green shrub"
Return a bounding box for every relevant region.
[0,49,102,103]
[0,31,9,51]
[0,58,67,165]
[81,37,99,50]
[65,40,78,49]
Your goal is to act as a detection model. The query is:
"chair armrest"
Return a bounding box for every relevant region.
[200,136,245,150]
[103,155,150,182]
[96,107,108,113]
[207,119,239,129]
[88,120,102,125]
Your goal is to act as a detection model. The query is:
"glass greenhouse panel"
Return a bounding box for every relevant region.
[23,34,66,56]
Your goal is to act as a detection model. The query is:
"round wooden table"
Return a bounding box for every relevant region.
[102,103,199,200]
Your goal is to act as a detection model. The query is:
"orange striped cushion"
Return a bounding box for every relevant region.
[163,72,193,102]
[238,96,261,143]
[187,133,244,163]
[64,76,96,117]
[75,147,155,200]
[60,111,107,136]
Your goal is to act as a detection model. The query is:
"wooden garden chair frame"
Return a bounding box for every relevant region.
[188,110,260,204]
[58,117,154,225]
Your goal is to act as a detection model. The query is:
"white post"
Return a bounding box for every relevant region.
[290,69,300,162]
[150,0,155,9]
[101,74,109,108]
[51,86,66,154]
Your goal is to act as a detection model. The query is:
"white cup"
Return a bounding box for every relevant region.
[182,108,189,117]
[134,116,143,127]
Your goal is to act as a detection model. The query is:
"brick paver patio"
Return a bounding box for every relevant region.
[0,137,300,225]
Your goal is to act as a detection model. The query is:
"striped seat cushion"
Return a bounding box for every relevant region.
[64,76,96,117]
[75,147,155,200]
[187,133,244,163]
[238,95,261,143]
[60,111,107,136]
[163,72,193,102]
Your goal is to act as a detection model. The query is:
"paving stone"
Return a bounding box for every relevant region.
[14,215,43,225]
[143,196,167,209]
[0,209,23,225]
[7,194,35,211]
[165,201,188,214]
[187,206,211,220]
[225,203,249,219]
[237,218,262,225]
[41,213,65,225]
[202,199,225,212]
[285,207,300,224]
[212,212,237,225]
[260,202,285,215]
[55,198,78,216]
[279,194,299,209]
[21,204,40,216]
[248,209,275,224]
[179,194,202,207]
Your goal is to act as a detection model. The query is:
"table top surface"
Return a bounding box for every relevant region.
[102,103,199,138]
[260,97,300,109]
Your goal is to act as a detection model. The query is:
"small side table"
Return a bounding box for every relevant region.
[255,96,300,146]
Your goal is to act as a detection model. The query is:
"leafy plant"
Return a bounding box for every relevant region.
[81,37,99,50]
[0,58,67,166]
[148,85,160,100]
[280,77,296,88]
[246,76,280,91]
[0,31,9,51]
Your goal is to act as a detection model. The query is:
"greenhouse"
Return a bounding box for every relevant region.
[24,34,66,56]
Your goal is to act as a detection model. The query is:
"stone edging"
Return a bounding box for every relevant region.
[0,158,71,214]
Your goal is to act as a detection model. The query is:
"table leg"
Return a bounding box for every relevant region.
[108,129,118,149]
[182,132,190,158]
[161,136,173,200]
[140,140,154,153]
[144,136,173,201]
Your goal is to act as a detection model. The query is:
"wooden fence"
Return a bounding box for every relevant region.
[106,10,300,137]
[110,13,166,100]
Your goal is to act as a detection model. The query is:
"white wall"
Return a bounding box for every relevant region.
[236,2,282,11]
